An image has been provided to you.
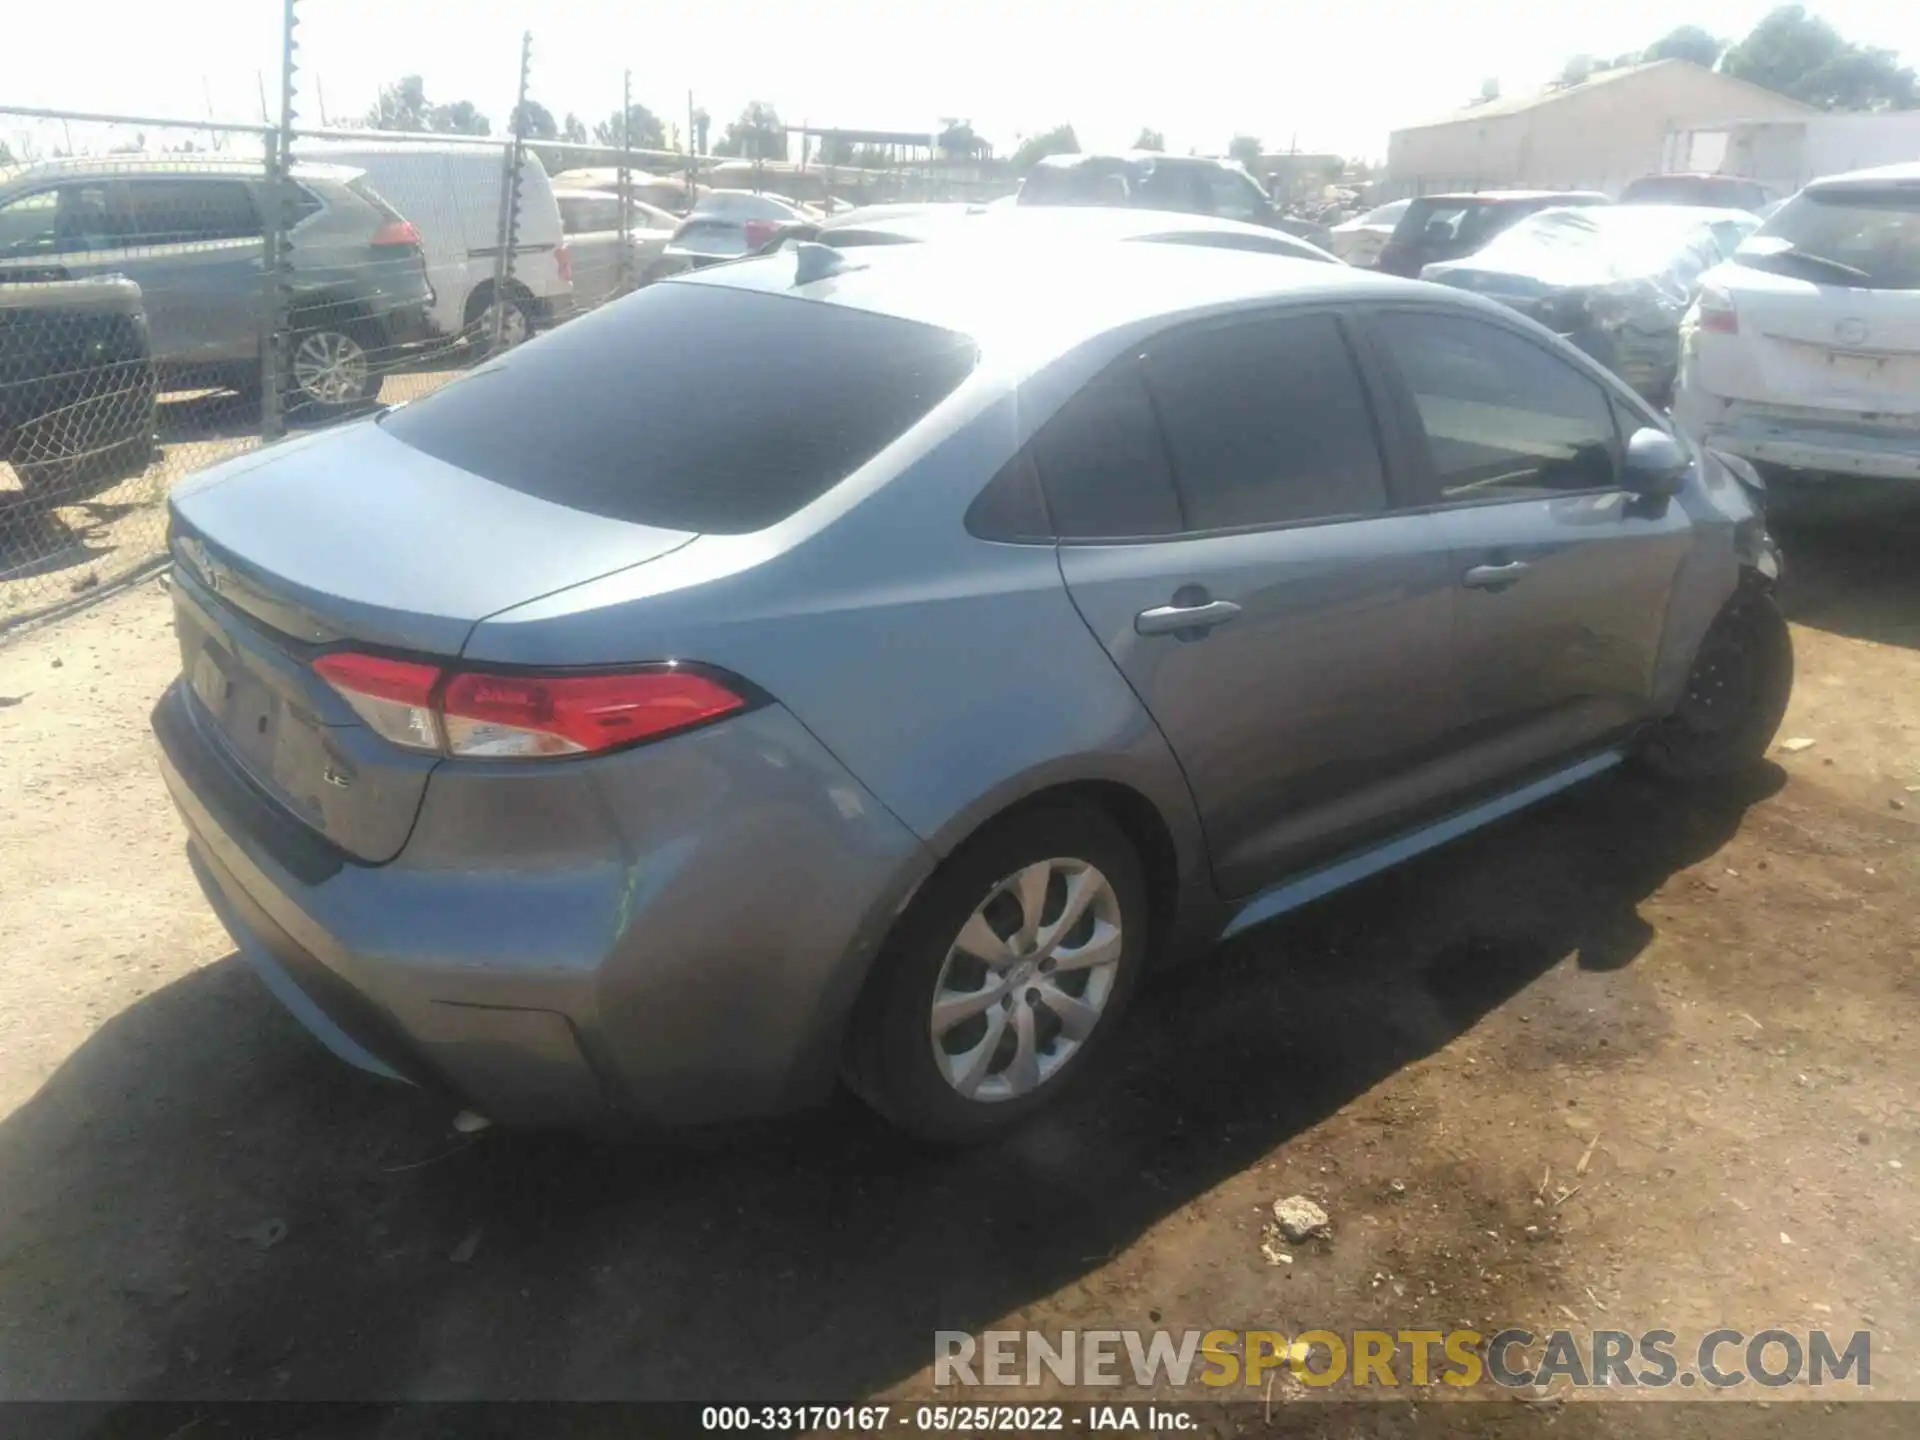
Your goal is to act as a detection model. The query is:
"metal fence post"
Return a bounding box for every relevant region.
[262,0,300,440]
[617,68,633,297]
[488,31,532,352]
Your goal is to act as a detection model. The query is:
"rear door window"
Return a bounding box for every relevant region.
[1144,312,1388,530]
[1032,362,1183,539]
[1372,310,1620,502]
[380,282,978,534]
[124,178,262,244]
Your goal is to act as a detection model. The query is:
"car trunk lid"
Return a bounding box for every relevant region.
[167,420,696,862]
[1722,263,1920,417]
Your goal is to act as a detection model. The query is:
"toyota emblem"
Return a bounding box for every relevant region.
[1835,317,1870,346]
[177,536,218,591]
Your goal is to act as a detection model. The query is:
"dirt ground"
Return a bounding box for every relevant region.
[1,502,1916,1420]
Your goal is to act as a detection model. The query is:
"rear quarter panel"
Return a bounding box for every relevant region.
[460,380,1211,890]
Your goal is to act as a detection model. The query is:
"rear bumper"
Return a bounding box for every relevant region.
[1676,403,1920,482]
[152,678,934,1129]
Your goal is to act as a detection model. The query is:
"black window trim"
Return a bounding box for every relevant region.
[1350,300,1642,515]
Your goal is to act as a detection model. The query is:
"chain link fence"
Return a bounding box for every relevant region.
[1,23,1017,632]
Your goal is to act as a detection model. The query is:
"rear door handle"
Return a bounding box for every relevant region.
[1135,599,1243,636]
[1462,561,1531,591]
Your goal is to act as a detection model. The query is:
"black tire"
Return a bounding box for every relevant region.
[1638,583,1793,782]
[464,287,533,356]
[844,804,1150,1145]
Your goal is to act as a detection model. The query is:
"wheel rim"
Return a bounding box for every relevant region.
[1677,616,1759,736]
[929,857,1123,1104]
[482,300,528,348]
[292,330,370,406]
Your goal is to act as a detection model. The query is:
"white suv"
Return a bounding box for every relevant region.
[1671,162,1920,483]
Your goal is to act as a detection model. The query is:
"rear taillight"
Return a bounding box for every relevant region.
[1696,289,1738,334]
[313,653,441,751]
[555,243,573,284]
[742,219,782,250]
[371,219,424,248]
[314,654,748,759]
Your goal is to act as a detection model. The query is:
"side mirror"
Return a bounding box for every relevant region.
[1622,427,1689,499]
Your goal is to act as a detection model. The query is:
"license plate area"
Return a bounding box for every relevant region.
[190,637,282,771]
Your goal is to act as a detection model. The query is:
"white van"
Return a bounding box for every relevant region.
[300,140,571,346]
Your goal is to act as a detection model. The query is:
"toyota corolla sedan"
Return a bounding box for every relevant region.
[155,239,1789,1144]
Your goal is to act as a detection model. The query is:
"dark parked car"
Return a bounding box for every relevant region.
[0,276,155,504]
[1621,173,1775,212]
[1017,152,1336,249]
[155,239,1789,1143]
[0,156,434,414]
[1421,205,1755,402]
[1376,190,1612,276]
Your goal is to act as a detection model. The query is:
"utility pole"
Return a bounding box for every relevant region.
[617,68,633,295]
[490,30,533,352]
[686,90,696,206]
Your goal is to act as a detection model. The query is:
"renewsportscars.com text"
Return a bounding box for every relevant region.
[934,1328,1872,1390]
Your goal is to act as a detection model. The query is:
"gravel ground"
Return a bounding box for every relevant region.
[0,505,1915,1418]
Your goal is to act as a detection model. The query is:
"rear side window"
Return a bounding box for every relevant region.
[124,178,261,244]
[1374,310,1619,501]
[344,177,403,223]
[1144,313,1388,530]
[381,283,978,534]
[1032,363,1183,539]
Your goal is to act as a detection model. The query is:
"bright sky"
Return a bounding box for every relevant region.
[4,0,1916,163]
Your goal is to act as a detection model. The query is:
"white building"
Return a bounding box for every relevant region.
[1386,59,1815,198]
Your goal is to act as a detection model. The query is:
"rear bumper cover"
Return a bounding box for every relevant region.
[1682,409,1920,482]
[153,678,934,1128]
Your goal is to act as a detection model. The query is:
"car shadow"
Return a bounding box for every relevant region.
[1772,488,1920,651]
[0,489,117,582]
[0,763,1780,1406]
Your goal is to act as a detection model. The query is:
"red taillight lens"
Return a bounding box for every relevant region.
[440,669,745,758]
[371,219,424,248]
[1696,290,1738,334]
[314,655,748,760]
[314,652,443,752]
[555,243,573,284]
[742,219,781,250]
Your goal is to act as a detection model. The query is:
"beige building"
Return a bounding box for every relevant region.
[1386,59,1814,198]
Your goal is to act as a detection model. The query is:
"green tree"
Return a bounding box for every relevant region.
[1133,127,1165,151]
[1227,134,1262,168]
[691,107,711,154]
[594,103,666,150]
[365,75,431,131]
[1559,54,1598,85]
[1723,5,1918,109]
[1010,123,1079,171]
[937,119,980,162]
[0,140,12,166]
[511,101,557,140]
[561,112,587,144]
[1645,25,1723,68]
[429,100,490,136]
[714,101,784,160]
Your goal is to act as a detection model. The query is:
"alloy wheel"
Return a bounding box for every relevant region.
[929,857,1124,1103]
[292,330,371,407]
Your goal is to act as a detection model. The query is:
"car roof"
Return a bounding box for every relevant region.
[820,201,988,231]
[675,236,1424,371]
[0,154,362,186]
[1806,160,1920,189]
[829,205,1295,243]
[1413,189,1611,203]
[1029,150,1229,170]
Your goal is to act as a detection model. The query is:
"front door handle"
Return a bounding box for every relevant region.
[1135,599,1243,636]
[1462,561,1531,591]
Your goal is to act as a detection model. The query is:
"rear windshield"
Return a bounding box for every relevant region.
[1623,176,1767,210]
[379,281,978,533]
[691,192,805,221]
[346,177,405,223]
[1737,185,1920,290]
